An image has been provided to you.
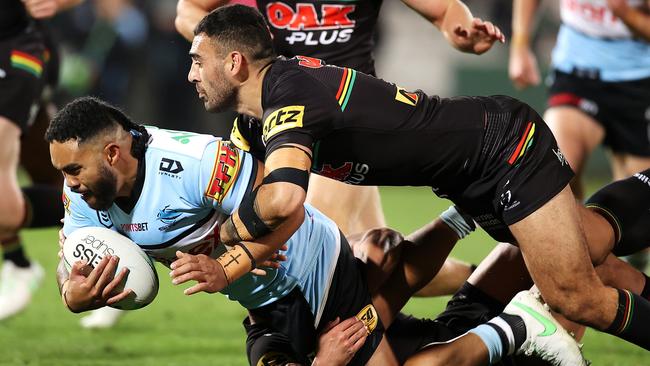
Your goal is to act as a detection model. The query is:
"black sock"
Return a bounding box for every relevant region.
[641,274,650,302]
[605,289,650,350]
[586,170,650,256]
[22,185,64,228]
[2,236,31,268]
[486,313,526,356]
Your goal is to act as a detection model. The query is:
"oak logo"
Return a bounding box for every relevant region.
[395,86,419,106]
[356,304,378,334]
[262,106,304,143]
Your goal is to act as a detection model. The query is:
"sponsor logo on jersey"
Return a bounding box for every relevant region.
[314,161,369,184]
[356,304,379,334]
[97,211,113,228]
[394,86,419,106]
[262,106,305,143]
[159,158,184,178]
[62,192,71,214]
[205,141,242,203]
[120,222,149,232]
[266,2,356,46]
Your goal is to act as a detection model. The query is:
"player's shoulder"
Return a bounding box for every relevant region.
[145,126,219,161]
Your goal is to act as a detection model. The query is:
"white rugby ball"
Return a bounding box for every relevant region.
[63,226,159,310]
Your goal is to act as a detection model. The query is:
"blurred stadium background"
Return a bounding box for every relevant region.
[1,0,645,364]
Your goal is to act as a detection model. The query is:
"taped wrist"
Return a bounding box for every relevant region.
[586,171,650,256]
[238,186,272,239]
[216,244,256,284]
[440,205,476,239]
[262,167,309,191]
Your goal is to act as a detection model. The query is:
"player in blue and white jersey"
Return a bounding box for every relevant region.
[47,96,387,365]
[510,0,650,198]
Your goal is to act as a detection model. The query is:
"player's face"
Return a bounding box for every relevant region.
[50,140,118,211]
[188,34,237,113]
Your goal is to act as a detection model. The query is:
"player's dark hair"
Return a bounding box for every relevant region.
[45,96,149,159]
[194,4,276,62]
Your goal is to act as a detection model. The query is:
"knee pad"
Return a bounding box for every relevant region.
[586,170,650,256]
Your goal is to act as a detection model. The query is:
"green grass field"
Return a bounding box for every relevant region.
[0,186,647,365]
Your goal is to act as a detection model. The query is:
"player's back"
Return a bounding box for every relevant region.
[249,57,487,187]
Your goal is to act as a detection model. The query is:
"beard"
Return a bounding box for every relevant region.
[203,75,237,113]
[83,165,118,211]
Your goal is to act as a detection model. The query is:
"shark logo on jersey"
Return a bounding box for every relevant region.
[157,204,182,230]
[96,211,113,228]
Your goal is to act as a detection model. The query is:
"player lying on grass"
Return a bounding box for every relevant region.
[188,5,650,351]
[48,97,584,366]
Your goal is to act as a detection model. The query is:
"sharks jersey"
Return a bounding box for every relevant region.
[62,127,342,323]
[553,0,650,81]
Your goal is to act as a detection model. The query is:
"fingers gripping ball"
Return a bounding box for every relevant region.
[63,227,159,310]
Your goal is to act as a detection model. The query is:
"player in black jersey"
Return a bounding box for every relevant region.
[0,0,82,320]
[187,5,650,352]
[176,0,503,257]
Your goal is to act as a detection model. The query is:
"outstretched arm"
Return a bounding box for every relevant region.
[402,0,505,54]
[22,0,85,19]
[508,0,542,89]
[175,0,229,41]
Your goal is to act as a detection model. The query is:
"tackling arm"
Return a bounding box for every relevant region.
[401,0,504,54]
[175,0,229,41]
[220,145,312,245]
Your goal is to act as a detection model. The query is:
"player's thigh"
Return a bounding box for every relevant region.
[306,175,385,235]
[509,185,603,308]
[543,106,604,174]
[404,333,488,366]
[0,117,24,231]
[366,335,399,366]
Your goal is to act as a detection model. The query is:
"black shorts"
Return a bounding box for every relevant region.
[448,96,575,243]
[548,69,650,156]
[0,23,55,131]
[388,282,518,366]
[244,234,384,366]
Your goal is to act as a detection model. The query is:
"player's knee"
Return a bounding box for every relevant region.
[362,228,404,254]
[0,196,25,234]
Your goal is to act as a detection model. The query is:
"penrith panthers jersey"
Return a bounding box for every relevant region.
[256,0,383,74]
[62,127,341,319]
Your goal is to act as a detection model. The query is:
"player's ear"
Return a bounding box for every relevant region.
[227,51,247,81]
[104,143,120,166]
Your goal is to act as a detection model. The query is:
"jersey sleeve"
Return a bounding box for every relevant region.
[61,185,106,237]
[261,69,339,157]
[199,140,254,215]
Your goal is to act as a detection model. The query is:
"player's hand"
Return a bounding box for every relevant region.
[508,43,541,89]
[63,255,132,313]
[21,0,59,19]
[170,251,229,295]
[251,244,288,276]
[312,317,368,366]
[453,18,505,55]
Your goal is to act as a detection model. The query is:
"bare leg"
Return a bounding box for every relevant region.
[414,257,473,297]
[511,185,617,330]
[0,117,26,237]
[404,334,489,366]
[306,175,385,236]
[544,106,604,200]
